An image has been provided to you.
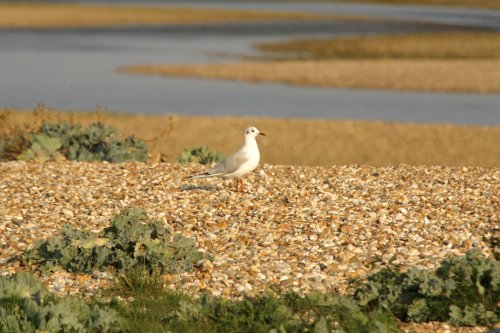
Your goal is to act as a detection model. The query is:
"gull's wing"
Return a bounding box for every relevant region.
[207,150,249,176]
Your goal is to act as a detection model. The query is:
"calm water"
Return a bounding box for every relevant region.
[1,1,499,124]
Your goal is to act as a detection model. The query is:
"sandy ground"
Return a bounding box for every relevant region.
[254,32,500,60]
[119,59,500,94]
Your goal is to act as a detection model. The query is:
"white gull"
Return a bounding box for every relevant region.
[189,126,265,192]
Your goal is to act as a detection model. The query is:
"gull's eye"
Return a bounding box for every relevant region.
[252,129,255,133]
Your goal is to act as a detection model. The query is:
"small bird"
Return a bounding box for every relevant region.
[189,126,266,192]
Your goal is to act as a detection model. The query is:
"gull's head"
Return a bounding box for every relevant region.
[245,126,265,138]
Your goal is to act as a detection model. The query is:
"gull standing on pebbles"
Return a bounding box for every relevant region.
[189,126,266,192]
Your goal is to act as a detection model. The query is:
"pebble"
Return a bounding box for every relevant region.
[0,161,497,333]
[62,209,74,218]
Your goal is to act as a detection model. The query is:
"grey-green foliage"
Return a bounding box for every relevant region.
[19,122,148,162]
[176,146,224,165]
[281,293,399,333]
[355,249,499,326]
[114,274,400,333]
[23,208,210,275]
[0,272,124,333]
[19,133,62,162]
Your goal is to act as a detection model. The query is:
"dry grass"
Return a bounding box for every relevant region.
[255,32,500,60]
[2,107,499,167]
[119,59,500,94]
[0,3,342,29]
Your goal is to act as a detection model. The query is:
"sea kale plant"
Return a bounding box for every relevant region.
[0,272,124,333]
[23,208,210,275]
[176,146,224,165]
[16,122,147,162]
[355,249,499,326]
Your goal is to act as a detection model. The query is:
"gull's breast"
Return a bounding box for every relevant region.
[224,150,260,179]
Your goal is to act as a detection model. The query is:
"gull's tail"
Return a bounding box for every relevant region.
[187,172,222,180]
[188,173,211,179]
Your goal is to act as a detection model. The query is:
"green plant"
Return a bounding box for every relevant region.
[18,133,62,162]
[106,269,399,333]
[176,146,224,165]
[110,277,400,333]
[23,208,210,275]
[11,122,148,162]
[355,249,499,326]
[12,248,498,333]
[0,272,124,333]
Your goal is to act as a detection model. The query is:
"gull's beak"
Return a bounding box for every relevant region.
[259,131,266,136]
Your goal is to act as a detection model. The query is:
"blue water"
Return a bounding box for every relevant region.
[1,1,499,125]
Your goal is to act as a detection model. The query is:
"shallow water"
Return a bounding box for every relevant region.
[1,1,499,125]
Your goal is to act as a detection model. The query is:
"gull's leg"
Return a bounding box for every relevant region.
[239,179,245,192]
[233,178,239,192]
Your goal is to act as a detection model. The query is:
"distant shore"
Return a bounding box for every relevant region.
[0,3,339,29]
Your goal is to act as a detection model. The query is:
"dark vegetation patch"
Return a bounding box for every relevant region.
[355,249,499,326]
[6,247,498,333]
[23,208,210,275]
[0,272,124,333]
[109,273,400,333]
[0,121,147,163]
